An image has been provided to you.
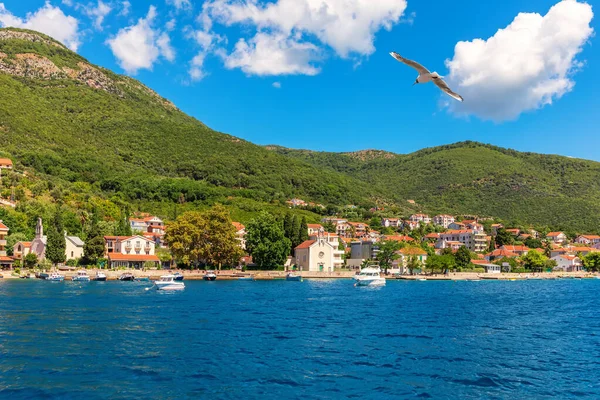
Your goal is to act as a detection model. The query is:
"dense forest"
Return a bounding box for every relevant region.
[0,27,599,243]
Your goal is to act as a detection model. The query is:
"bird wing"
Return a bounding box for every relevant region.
[433,77,464,102]
[389,52,430,75]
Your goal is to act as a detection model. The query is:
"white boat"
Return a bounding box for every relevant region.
[203,271,217,281]
[354,266,386,287]
[47,272,64,282]
[286,273,303,282]
[155,275,185,291]
[94,272,107,281]
[72,270,90,282]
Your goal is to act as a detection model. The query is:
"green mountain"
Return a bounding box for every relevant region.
[267,142,600,233]
[1,28,599,234]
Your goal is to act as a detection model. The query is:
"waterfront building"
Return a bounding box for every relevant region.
[551,255,582,272]
[104,235,160,269]
[439,229,487,252]
[294,232,343,272]
[392,247,428,274]
[0,220,13,268]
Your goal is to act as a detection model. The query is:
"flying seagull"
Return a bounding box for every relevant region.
[389,52,464,102]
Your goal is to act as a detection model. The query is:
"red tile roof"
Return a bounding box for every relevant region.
[232,222,245,231]
[501,245,530,252]
[307,224,323,229]
[384,235,415,242]
[546,232,565,237]
[107,254,160,262]
[295,240,316,249]
[0,221,8,230]
[0,158,13,166]
[0,256,14,262]
[487,249,518,258]
[579,235,600,240]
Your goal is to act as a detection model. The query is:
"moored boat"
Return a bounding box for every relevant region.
[47,272,64,282]
[37,272,49,280]
[238,275,255,281]
[94,272,107,281]
[173,272,184,281]
[354,266,386,287]
[118,272,135,281]
[203,271,217,281]
[72,270,91,282]
[286,273,302,282]
[155,275,185,291]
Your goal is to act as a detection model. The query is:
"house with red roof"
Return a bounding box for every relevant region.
[294,234,344,272]
[130,215,166,247]
[384,235,415,243]
[485,248,519,261]
[104,235,159,269]
[0,220,13,268]
[575,235,600,246]
[499,245,530,256]
[0,158,13,169]
[551,254,582,272]
[381,218,401,228]
[546,232,567,244]
[307,224,324,236]
[232,222,246,250]
[392,247,428,274]
[13,241,32,261]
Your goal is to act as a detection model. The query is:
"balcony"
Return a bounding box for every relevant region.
[0,239,6,246]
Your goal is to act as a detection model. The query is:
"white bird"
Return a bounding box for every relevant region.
[389,52,464,102]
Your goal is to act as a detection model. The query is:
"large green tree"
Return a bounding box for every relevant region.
[376,240,402,274]
[245,212,291,269]
[46,209,66,265]
[521,251,548,272]
[495,228,515,247]
[454,246,472,269]
[83,219,106,266]
[299,217,309,243]
[165,205,242,268]
[582,252,600,272]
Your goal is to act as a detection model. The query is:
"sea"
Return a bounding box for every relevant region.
[0,278,599,399]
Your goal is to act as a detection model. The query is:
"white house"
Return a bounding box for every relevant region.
[65,234,84,260]
[438,229,487,252]
[232,222,246,250]
[307,224,324,236]
[433,215,455,228]
[546,232,567,244]
[130,215,166,247]
[104,235,159,269]
[409,214,431,225]
[382,218,401,228]
[551,255,582,272]
[294,233,344,272]
[575,235,600,246]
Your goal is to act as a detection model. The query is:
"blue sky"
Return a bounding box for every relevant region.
[1,0,598,160]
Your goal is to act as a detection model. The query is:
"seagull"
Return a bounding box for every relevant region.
[389,52,464,102]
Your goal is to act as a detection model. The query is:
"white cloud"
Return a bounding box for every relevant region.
[165,18,176,31]
[0,2,81,50]
[445,0,594,122]
[106,6,175,74]
[224,32,321,76]
[119,1,131,17]
[186,28,226,81]
[201,0,407,76]
[272,81,281,88]
[84,0,112,30]
[167,0,192,11]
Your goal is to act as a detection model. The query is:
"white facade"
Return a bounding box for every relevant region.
[433,215,455,228]
[295,235,344,272]
[439,230,487,252]
[409,214,431,225]
[575,235,600,245]
[551,255,582,272]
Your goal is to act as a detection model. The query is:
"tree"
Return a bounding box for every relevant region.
[46,209,66,265]
[495,228,515,247]
[406,255,422,275]
[524,237,543,249]
[582,252,600,272]
[283,213,293,240]
[24,252,38,269]
[542,239,553,257]
[165,205,243,268]
[494,256,517,272]
[426,254,455,274]
[245,212,291,269]
[83,219,105,266]
[369,216,382,230]
[323,221,336,233]
[299,217,309,243]
[521,251,548,272]
[376,240,402,274]
[454,246,472,269]
[115,206,132,236]
[290,215,301,248]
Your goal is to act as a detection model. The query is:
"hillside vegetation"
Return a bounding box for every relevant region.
[0,28,599,234]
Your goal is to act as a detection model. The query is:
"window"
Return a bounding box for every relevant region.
[71,251,74,257]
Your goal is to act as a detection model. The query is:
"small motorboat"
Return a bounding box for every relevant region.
[354,266,386,287]
[203,271,217,281]
[286,273,302,282]
[94,272,107,281]
[47,272,64,282]
[119,273,135,281]
[416,278,427,281]
[72,270,90,282]
[37,272,49,280]
[173,272,184,281]
[155,275,185,291]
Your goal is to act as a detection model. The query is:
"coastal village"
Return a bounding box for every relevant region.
[1,188,599,278]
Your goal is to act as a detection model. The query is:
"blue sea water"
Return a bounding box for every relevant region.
[1,278,599,399]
